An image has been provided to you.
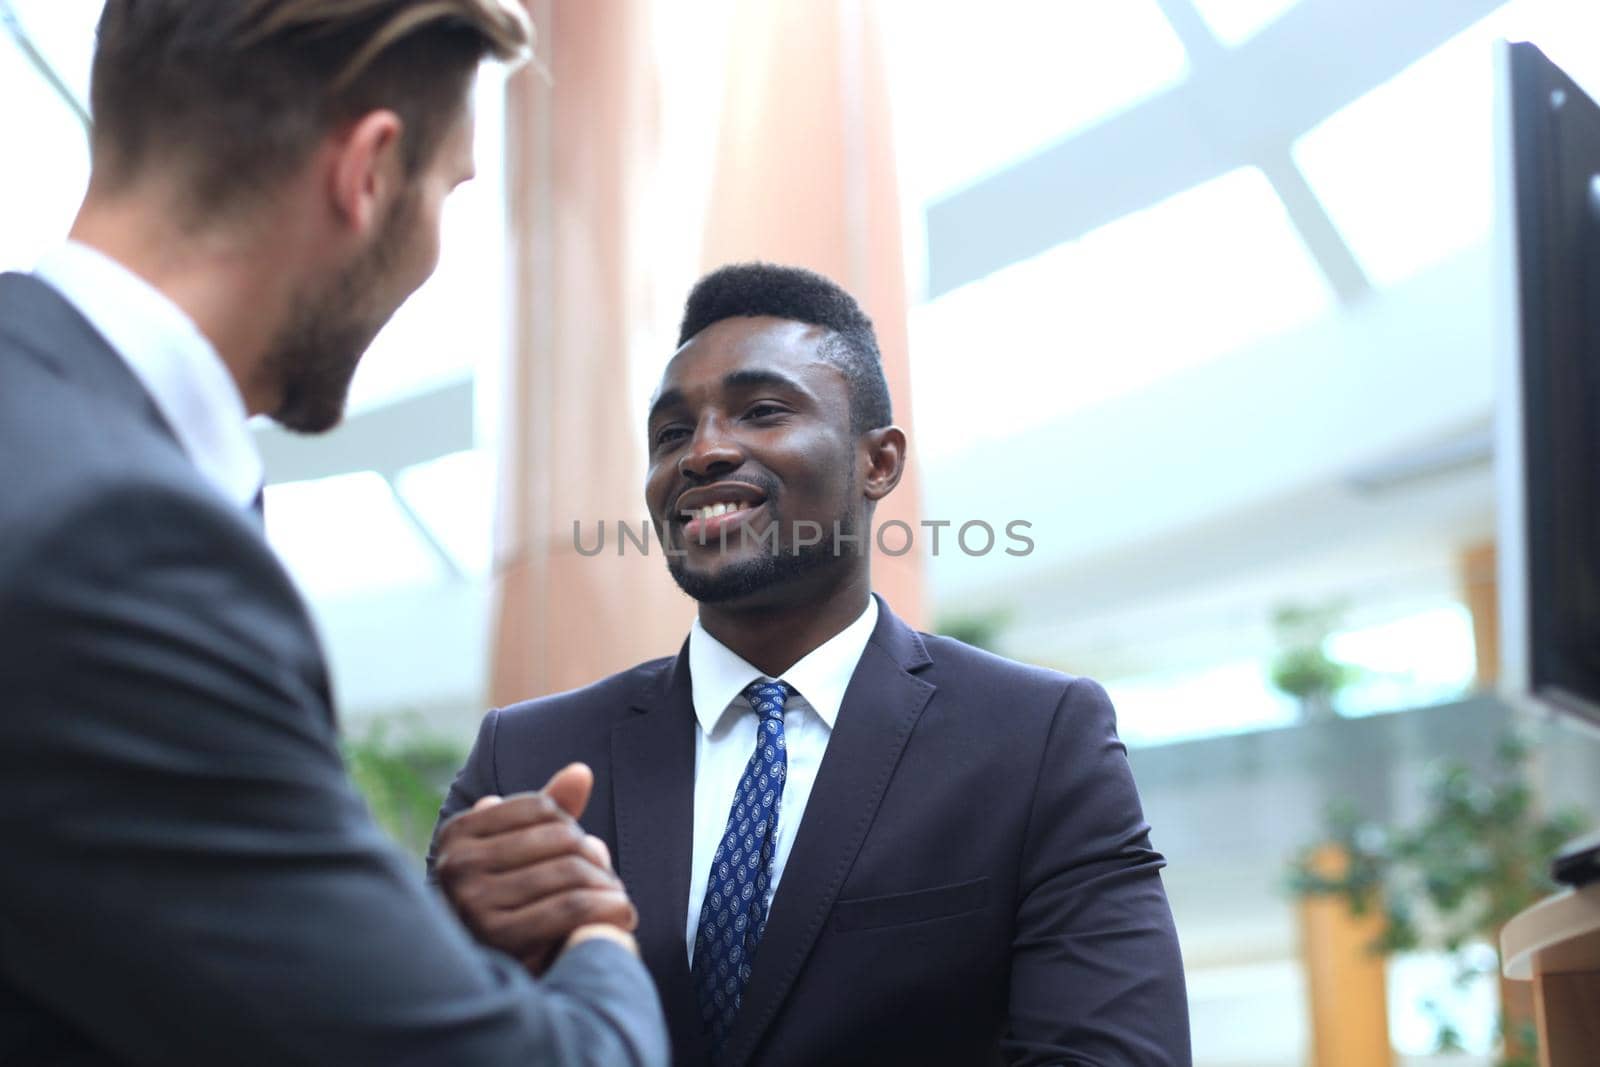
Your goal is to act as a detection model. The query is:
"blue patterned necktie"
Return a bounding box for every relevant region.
[691,679,793,1057]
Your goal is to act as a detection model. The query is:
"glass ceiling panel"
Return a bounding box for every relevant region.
[264,471,445,600]
[1188,0,1303,47]
[393,448,495,579]
[344,65,510,413]
[908,166,1334,462]
[0,3,96,272]
[884,0,1189,205]
[1293,0,1600,289]
[3,0,97,105]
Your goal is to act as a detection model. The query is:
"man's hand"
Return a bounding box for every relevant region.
[434,763,638,974]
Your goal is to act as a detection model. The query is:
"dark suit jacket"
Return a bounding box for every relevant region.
[0,272,667,1066]
[432,597,1190,1066]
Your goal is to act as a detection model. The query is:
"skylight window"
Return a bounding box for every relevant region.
[0,3,95,271]
[2,0,97,106]
[885,0,1190,205]
[1293,0,1600,288]
[1188,0,1303,47]
[264,471,446,600]
[909,166,1334,461]
[393,449,495,579]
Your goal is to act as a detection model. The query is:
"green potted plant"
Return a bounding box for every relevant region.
[1268,602,1360,722]
[343,717,468,862]
[1288,733,1588,1066]
[937,609,1010,654]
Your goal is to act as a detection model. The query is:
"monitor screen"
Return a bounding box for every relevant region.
[1496,40,1600,728]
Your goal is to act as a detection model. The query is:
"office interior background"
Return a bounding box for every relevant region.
[5,1,1600,1064]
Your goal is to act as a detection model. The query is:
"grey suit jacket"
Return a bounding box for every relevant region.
[0,271,668,1066]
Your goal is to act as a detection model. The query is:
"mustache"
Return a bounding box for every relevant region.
[670,474,779,521]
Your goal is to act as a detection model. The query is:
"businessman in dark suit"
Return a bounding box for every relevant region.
[431,263,1190,1065]
[0,2,666,1063]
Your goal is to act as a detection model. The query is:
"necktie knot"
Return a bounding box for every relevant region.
[743,680,793,723]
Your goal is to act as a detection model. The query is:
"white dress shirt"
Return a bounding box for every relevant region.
[33,241,264,511]
[684,596,879,962]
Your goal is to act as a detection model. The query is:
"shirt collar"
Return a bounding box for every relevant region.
[687,595,879,734]
[33,241,264,510]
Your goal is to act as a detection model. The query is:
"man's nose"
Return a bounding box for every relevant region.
[677,417,743,482]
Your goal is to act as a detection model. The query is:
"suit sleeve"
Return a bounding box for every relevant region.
[0,482,668,1067]
[427,706,503,878]
[1003,677,1191,1066]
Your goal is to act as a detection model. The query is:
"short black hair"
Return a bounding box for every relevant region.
[677,262,892,433]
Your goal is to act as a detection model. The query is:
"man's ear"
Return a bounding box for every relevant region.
[861,425,907,502]
[328,109,405,237]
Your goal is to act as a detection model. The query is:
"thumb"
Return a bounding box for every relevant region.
[542,762,594,819]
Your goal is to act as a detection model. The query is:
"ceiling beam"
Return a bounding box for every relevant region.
[253,377,478,580]
[1153,0,1370,301]
[924,0,1506,298]
[253,376,475,486]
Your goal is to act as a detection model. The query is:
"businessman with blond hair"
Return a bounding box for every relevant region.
[0,3,666,1063]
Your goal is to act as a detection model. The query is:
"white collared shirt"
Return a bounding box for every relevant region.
[33,241,263,510]
[684,596,878,962]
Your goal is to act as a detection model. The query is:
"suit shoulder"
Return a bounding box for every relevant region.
[0,451,262,597]
[492,656,678,732]
[918,631,1115,720]
[0,346,199,553]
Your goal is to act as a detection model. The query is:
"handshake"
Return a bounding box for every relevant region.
[432,763,638,974]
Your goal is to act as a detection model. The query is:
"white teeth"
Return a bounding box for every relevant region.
[694,501,752,522]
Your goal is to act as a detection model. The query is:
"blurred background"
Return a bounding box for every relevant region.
[5,2,1600,1064]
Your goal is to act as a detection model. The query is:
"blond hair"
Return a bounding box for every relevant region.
[236,0,533,87]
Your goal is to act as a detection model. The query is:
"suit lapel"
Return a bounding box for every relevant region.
[721,600,936,1067]
[611,644,709,1062]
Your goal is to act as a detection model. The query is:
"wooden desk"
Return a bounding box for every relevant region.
[1501,882,1600,1067]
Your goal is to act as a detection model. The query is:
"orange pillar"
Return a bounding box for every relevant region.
[490,0,693,706]
[1298,845,1393,1067]
[1461,541,1499,690]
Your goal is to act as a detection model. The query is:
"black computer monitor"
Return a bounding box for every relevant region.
[1496,40,1600,730]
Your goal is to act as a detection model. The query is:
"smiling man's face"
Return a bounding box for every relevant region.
[645,315,865,606]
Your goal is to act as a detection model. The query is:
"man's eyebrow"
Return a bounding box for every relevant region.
[647,369,812,425]
[721,368,810,396]
[646,387,685,425]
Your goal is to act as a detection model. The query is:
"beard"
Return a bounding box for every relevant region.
[666,524,845,604]
[263,191,418,434]
[665,481,861,605]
